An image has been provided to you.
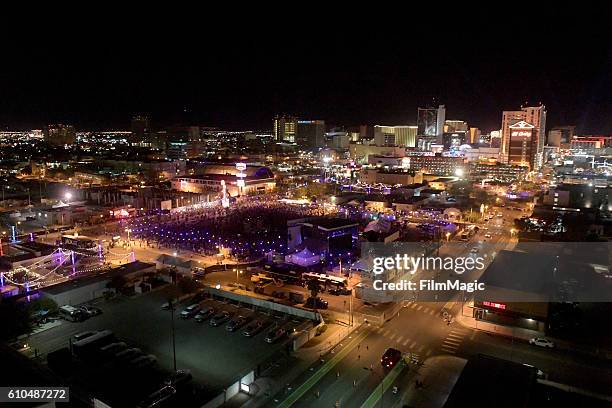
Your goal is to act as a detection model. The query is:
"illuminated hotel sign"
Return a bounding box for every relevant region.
[511,130,532,137]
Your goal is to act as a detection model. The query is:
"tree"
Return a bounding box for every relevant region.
[27,296,58,317]
[0,299,32,341]
[177,276,199,295]
[448,181,473,197]
[307,278,320,299]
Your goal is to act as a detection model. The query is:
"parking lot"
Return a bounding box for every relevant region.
[28,286,312,393]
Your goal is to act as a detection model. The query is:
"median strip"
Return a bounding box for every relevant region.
[276,328,370,408]
[360,361,406,408]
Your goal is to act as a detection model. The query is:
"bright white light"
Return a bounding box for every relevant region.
[65,192,72,200]
[455,168,464,177]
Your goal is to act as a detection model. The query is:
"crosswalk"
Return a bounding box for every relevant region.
[372,301,473,358]
[440,328,469,354]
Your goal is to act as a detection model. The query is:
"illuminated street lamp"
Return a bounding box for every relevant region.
[446,232,451,242]
[65,192,72,203]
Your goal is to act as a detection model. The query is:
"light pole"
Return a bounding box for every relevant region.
[168,297,177,372]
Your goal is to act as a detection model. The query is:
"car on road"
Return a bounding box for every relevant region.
[209,311,231,327]
[381,347,403,369]
[529,338,555,348]
[180,304,201,319]
[304,297,328,309]
[328,287,351,296]
[226,315,250,332]
[243,320,267,337]
[484,233,492,239]
[194,306,215,322]
[265,327,286,343]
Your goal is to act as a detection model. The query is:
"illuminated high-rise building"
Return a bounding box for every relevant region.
[417,105,445,150]
[273,115,298,143]
[500,104,546,168]
[131,115,150,144]
[296,120,325,148]
[374,125,417,147]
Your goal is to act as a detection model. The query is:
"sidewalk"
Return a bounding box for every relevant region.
[399,355,467,408]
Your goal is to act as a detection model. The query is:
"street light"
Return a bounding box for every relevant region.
[65,192,72,204]
[446,232,451,242]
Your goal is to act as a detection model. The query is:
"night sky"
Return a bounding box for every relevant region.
[1,7,610,134]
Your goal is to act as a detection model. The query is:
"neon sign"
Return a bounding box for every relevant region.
[482,301,506,310]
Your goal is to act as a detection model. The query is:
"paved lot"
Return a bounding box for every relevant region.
[28,286,308,392]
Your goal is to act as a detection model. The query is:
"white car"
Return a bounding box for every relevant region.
[484,233,492,239]
[529,338,555,348]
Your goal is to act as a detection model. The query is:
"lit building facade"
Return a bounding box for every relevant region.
[374,125,418,147]
[172,164,276,196]
[417,105,445,150]
[500,104,546,168]
[273,115,298,143]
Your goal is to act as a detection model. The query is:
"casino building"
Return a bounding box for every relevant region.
[171,164,276,196]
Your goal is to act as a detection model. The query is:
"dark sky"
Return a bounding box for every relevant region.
[1,7,610,134]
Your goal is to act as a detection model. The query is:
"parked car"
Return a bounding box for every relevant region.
[161,299,179,310]
[100,342,127,356]
[226,315,249,332]
[209,311,231,327]
[381,347,402,368]
[72,331,96,343]
[194,306,215,322]
[529,338,555,348]
[180,304,201,319]
[115,348,143,362]
[304,297,328,309]
[265,327,286,343]
[243,320,267,337]
[130,354,157,369]
[79,305,102,317]
[164,369,193,388]
[137,385,176,408]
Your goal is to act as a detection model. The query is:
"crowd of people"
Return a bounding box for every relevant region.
[125,196,329,261]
